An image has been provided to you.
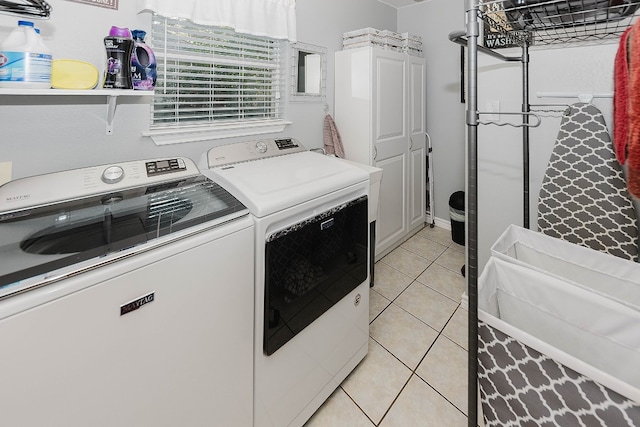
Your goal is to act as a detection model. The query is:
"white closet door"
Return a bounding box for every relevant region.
[375,153,407,255]
[373,51,408,255]
[408,57,426,232]
[374,54,406,144]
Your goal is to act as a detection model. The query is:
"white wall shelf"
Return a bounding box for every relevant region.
[0,89,153,135]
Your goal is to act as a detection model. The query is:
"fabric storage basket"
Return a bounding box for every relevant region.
[491,224,640,310]
[477,255,640,426]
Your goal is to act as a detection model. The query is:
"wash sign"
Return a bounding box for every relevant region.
[66,0,118,10]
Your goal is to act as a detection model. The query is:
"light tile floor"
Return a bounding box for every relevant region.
[305,225,470,426]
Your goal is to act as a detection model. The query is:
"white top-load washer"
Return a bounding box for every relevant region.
[203,138,371,427]
[0,158,255,426]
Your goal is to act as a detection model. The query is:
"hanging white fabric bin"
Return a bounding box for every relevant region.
[477,236,640,426]
[491,224,640,310]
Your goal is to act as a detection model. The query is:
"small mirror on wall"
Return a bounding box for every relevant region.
[290,42,327,102]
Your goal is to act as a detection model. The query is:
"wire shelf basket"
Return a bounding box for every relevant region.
[480,0,640,46]
[0,0,52,19]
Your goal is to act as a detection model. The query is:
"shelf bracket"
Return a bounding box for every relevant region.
[106,95,118,135]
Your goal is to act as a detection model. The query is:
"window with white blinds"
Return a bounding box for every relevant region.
[150,16,286,135]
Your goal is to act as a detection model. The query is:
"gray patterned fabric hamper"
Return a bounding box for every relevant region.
[477,231,640,426]
[478,319,640,426]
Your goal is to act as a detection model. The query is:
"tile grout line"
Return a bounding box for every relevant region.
[348,225,468,426]
[371,259,464,326]
[406,229,470,419]
[347,256,429,425]
[367,268,464,422]
[413,277,466,305]
[377,257,434,284]
[411,306,470,418]
[374,304,466,426]
[338,384,378,427]
[378,250,465,287]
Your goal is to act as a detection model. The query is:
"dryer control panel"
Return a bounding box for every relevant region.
[274,138,300,150]
[207,138,307,168]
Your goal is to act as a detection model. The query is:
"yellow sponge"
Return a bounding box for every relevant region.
[51,59,99,90]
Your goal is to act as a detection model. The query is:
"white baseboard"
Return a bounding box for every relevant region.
[426,213,451,231]
[434,216,451,230]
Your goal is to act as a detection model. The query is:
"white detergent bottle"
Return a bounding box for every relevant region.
[0,20,52,89]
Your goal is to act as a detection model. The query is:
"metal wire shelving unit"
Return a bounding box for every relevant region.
[449,1,640,425]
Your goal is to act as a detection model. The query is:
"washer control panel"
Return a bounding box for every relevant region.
[207,138,306,168]
[0,157,199,213]
[145,158,187,176]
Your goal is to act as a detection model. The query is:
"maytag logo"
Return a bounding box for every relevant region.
[5,194,30,202]
[0,54,7,67]
[120,292,155,316]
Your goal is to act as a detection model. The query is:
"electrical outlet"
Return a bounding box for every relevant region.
[0,162,12,186]
[486,100,500,121]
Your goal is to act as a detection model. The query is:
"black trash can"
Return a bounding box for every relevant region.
[449,191,465,245]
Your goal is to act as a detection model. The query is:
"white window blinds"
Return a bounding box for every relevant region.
[150,16,286,131]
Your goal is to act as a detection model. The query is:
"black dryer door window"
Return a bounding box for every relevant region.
[264,196,368,356]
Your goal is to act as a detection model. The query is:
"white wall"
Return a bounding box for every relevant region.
[475,43,618,269]
[397,0,466,223]
[0,0,396,181]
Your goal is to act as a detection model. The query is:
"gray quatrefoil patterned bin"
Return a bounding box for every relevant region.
[478,226,640,427]
[537,102,638,261]
[478,322,640,426]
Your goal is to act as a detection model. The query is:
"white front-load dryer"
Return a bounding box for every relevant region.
[203,138,371,427]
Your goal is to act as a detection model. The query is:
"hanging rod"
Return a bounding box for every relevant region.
[448,29,523,62]
[530,103,578,115]
[536,91,613,102]
[530,103,572,108]
[477,110,542,128]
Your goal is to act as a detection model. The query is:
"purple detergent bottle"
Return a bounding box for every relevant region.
[103,26,134,89]
[131,30,156,90]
